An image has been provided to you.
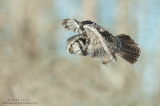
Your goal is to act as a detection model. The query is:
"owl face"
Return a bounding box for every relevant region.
[66,35,88,56]
[67,41,82,54]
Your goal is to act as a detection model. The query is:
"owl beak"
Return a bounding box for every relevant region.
[66,45,71,53]
[67,47,70,53]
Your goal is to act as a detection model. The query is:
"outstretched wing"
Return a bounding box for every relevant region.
[62,18,82,33]
[83,24,114,60]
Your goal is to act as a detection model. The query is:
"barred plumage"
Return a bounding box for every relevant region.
[116,34,141,64]
[62,18,141,65]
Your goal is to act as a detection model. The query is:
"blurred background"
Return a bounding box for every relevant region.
[0,0,160,106]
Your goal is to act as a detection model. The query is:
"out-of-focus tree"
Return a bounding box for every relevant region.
[0,0,160,106]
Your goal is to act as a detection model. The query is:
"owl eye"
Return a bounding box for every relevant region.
[72,42,77,46]
[71,43,74,47]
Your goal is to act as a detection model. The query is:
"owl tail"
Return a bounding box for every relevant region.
[116,34,141,64]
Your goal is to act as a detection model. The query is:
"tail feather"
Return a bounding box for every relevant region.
[116,34,141,64]
[117,35,137,45]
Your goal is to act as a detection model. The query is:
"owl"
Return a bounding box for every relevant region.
[62,18,141,65]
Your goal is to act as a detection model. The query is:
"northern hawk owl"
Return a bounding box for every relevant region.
[62,18,141,65]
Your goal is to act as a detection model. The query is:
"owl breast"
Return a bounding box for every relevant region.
[86,36,117,58]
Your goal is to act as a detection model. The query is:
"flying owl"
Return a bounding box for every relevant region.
[62,18,141,65]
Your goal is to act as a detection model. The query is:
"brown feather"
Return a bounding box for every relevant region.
[117,34,141,64]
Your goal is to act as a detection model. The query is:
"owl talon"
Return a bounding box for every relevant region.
[102,61,109,65]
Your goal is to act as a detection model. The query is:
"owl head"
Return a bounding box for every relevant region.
[66,34,88,56]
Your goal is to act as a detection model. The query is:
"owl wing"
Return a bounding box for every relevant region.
[62,18,82,34]
[83,24,114,60]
